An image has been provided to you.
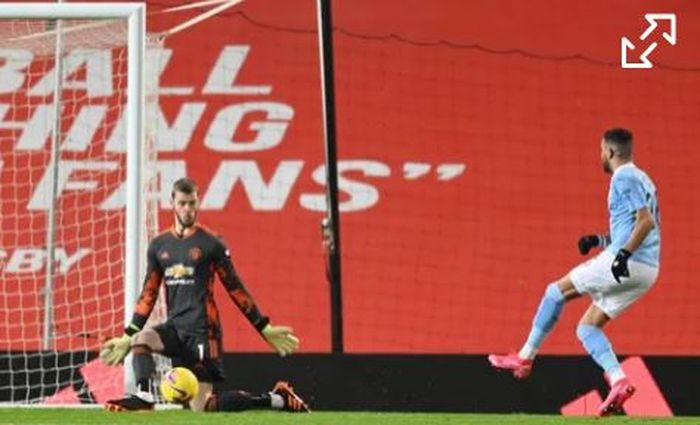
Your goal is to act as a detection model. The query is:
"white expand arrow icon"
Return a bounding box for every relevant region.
[640,13,676,45]
[621,13,676,69]
[621,38,657,69]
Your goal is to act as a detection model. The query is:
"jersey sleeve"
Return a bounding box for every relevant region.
[127,240,163,334]
[615,173,647,212]
[213,238,270,332]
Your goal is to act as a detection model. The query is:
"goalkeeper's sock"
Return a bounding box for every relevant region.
[132,344,155,394]
[270,393,285,409]
[519,283,565,360]
[205,390,272,411]
[577,324,626,384]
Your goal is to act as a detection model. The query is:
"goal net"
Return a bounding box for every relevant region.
[0,6,165,404]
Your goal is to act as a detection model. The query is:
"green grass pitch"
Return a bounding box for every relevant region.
[0,410,696,425]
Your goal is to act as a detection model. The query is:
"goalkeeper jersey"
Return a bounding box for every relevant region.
[129,224,269,339]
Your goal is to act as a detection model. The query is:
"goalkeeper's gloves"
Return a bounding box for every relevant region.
[611,249,632,283]
[261,324,299,357]
[99,334,132,366]
[577,234,608,255]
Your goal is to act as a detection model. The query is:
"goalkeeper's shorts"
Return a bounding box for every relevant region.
[154,322,225,383]
[569,250,658,318]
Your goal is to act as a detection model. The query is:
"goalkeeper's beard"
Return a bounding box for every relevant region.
[175,211,197,232]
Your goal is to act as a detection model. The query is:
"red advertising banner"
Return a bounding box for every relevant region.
[1,0,698,355]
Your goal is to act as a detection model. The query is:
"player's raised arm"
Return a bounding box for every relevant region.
[129,242,165,330]
[213,239,300,356]
[100,242,163,366]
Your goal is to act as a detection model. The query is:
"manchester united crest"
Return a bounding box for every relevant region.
[189,246,202,261]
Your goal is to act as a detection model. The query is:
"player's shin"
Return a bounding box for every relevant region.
[519,283,565,360]
[132,344,156,395]
[204,390,273,411]
[576,324,626,384]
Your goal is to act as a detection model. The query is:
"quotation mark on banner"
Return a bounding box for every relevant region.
[621,13,676,69]
[403,162,466,181]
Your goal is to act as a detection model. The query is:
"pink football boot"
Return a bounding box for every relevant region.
[598,378,636,417]
[488,353,533,379]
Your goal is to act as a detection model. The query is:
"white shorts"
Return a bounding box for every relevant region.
[569,250,658,318]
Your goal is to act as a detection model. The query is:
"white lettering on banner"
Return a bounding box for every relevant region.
[28,161,119,210]
[2,100,296,153]
[105,101,207,152]
[0,45,266,97]
[5,248,44,273]
[0,104,107,152]
[150,48,195,96]
[204,102,294,152]
[104,101,293,153]
[155,102,206,152]
[17,158,462,212]
[300,160,392,212]
[0,44,292,154]
[0,49,33,94]
[99,160,187,210]
[0,248,91,274]
[30,49,113,98]
[203,46,272,95]
[62,105,108,151]
[0,104,24,130]
[29,159,387,212]
[0,43,465,215]
[201,160,304,210]
[5,103,54,150]
[54,248,91,273]
[105,109,126,152]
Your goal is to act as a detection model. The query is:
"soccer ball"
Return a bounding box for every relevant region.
[160,367,199,404]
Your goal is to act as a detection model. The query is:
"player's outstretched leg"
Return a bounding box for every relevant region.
[204,389,272,411]
[203,382,310,413]
[489,282,565,378]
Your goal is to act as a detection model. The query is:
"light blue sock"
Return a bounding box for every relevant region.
[519,283,565,359]
[577,324,625,382]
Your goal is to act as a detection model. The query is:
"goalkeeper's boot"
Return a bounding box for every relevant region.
[105,391,155,412]
[598,378,636,417]
[271,381,311,413]
[488,353,533,379]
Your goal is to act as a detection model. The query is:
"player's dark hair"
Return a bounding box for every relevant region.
[171,177,198,198]
[603,128,633,160]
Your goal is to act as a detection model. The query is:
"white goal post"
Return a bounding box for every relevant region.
[0,1,148,353]
[0,2,154,404]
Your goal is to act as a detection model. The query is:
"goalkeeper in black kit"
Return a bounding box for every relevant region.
[100,178,309,413]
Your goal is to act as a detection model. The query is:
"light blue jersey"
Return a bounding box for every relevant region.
[606,163,660,267]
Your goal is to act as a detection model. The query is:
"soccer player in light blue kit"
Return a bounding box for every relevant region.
[489,128,660,416]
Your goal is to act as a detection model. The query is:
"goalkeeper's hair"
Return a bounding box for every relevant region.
[171,177,198,198]
[603,128,633,160]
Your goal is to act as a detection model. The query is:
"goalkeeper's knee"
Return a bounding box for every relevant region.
[131,344,152,355]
